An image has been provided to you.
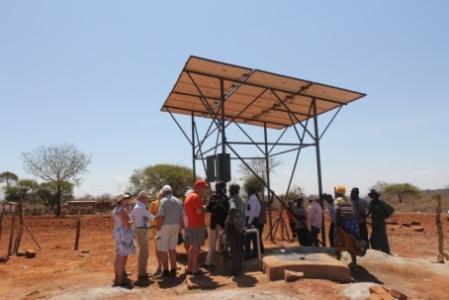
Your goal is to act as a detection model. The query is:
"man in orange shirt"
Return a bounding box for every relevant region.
[184,179,209,275]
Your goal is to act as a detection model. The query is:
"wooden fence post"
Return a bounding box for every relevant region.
[435,194,445,263]
[12,198,24,255]
[23,219,42,250]
[7,214,16,257]
[74,207,81,251]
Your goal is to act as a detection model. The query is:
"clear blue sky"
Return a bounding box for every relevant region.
[1,1,448,197]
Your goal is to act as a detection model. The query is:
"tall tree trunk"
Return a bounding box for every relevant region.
[56,183,62,217]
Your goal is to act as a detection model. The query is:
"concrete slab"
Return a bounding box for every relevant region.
[262,247,351,283]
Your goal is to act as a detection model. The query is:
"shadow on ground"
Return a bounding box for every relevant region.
[156,273,187,289]
[350,265,383,284]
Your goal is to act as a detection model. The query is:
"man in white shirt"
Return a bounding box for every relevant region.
[308,198,323,247]
[132,191,154,280]
[244,188,261,259]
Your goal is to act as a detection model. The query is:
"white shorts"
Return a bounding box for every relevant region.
[156,224,180,252]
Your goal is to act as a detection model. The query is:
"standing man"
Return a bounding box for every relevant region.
[205,181,229,267]
[308,198,323,247]
[157,185,184,278]
[286,202,297,239]
[257,196,267,254]
[184,179,209,275]
[368,189,394,254]
[132,191,154,281]
[291,197,309,246]
[350,187,370,247]
[225,184,244,275]
[244,187,261,259]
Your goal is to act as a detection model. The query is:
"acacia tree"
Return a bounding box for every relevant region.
[35,181,74,212]
[4,179,38,202]
[239,157,281,203]
[0,171,19,189]
[22,144,91,217]
[130,164,193,197]
[243,174,265,195]
[382,183,421,203]
[239,157,281,181]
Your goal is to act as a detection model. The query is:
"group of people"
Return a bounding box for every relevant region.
[112,179,266,287]
[112,180,395,287]
[287,185,395,265]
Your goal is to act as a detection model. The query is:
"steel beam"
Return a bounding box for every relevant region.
[312,98,325,246]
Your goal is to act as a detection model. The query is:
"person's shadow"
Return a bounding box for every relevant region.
[157,273,187,289]
[187,274,224,290]
[133,277,153,288]
[350,265,383,284]
[231,273,258,287]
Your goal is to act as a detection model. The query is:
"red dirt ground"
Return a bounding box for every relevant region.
[1,212,449,299]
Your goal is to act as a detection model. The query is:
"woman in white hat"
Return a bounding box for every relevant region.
[113,193,135,287]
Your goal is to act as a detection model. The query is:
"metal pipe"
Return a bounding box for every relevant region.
[312,98,326,246]
[220,78,226,181]
[167,109,192,145]
[264,123,273,241]
[226,141,310,146]
[163,105,290,128]
[319,106,342,140]
[191,112,196,182]
[268,127,289,154]
[269,145,313,158]
[271,89,316,140]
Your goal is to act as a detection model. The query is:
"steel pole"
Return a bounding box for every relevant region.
[191,112,196,182]
[220,79,226,181]
[264,123,273,241]
[312,98,326,246]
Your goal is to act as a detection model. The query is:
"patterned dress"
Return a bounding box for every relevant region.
[335,197,360,239]
[113,206,136,256]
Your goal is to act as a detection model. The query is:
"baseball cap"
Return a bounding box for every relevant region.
[194,179,209,190]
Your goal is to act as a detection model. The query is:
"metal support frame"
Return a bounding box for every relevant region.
[165,73,349,245]
[263,123,273,241]
[312,98,325,246]
[191,112,196,182]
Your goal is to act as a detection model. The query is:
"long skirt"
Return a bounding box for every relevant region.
[370,227,390,254]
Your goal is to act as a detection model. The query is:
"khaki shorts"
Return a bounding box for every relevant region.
[156,224,180,252]
[184,226,206,247]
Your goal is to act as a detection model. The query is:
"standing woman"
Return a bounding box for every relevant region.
[113,193,135,287]
[149,191,164,276]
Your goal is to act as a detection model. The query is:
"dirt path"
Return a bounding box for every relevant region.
[0,214,448,299]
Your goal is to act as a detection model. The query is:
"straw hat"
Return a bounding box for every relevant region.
[115,192,131,203]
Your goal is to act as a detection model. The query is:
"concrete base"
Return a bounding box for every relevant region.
[262,247,351,283]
